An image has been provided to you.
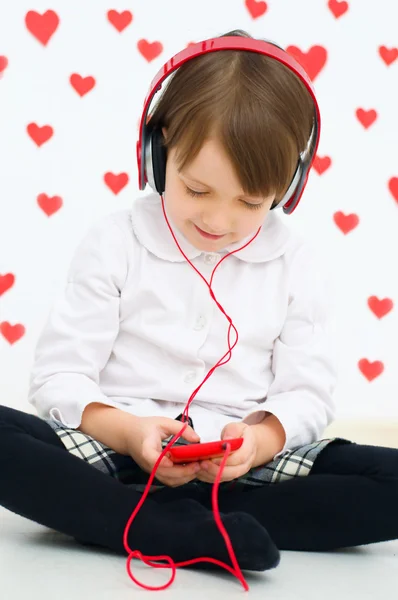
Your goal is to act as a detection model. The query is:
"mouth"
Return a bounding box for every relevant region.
[194,225,227,240]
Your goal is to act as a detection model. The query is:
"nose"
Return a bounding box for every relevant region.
[201,209,231,235]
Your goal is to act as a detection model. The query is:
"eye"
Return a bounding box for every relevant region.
[185,186,206,198]
[184,186,264,210]
[243,202,264,211]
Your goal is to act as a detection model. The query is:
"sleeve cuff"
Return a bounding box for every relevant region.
[242,409,291,460]
[242,398,330,461]
[29,373,119,429]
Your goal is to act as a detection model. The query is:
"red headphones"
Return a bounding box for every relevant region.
[136,35,321,215]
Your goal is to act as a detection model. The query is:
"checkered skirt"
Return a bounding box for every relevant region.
[45,417,351,494]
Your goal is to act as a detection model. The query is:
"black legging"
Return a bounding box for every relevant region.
[1,404,397,555]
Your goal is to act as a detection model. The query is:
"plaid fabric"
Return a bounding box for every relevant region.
[45,417,352,494]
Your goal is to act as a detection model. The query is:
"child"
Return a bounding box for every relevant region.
[1,29,398,578]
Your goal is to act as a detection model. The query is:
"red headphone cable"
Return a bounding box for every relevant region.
[122,194,262,591]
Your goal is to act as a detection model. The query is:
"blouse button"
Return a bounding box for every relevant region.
[184,371,196,384]
[204,253,219,265]
[193,315,207,331]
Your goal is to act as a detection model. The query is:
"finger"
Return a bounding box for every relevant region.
[180,427,201,442]
[142,444,173,469]
[143,438,201,476]
[159,455,174,468]
[158,471,199,488]
[200,460,247,482]
[214,430,252,466]
[196,471,216,484]
[215,450,256,470]
[143,432,201,473]
[142,440,177,468]
[160,419,200,443]
[157,462,200,480]
[211,449,249,467]
[221,423,245,440]
[196,466,234,484]
[210,445,249,467]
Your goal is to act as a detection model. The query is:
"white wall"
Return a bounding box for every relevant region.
[0,0,397,418]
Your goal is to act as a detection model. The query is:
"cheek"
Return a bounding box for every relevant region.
[177,199,194,221]
[239,211,265,233]
[166,181,194,220]
[167,193,194,222]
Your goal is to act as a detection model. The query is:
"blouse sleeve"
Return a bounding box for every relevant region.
[28,215,128,428]
[242,242,338,459]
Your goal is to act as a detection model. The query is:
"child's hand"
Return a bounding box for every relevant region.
[126,416,202,488]
[196,422,256,484]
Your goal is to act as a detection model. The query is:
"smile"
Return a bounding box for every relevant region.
[194,225,227,240]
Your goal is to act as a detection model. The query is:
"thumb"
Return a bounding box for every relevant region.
[167,418,200,442]
[221,422,244,441]
[180,424,200,443]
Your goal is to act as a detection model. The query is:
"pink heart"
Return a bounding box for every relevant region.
[0,322,26,345]
[104,172,129,194]
[0,273,15,296]
[333,211,360,234]
[356,108,377,129]
[37,194,63,216]
[358,359,384,382]
[368,296,394,319]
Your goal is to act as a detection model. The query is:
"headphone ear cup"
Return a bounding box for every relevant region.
[273,161,302,211]
[150,128,167,194]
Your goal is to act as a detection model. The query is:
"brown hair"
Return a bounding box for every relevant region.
[147,29,315,205]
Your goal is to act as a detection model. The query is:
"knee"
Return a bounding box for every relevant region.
[0,405,30,431]
[0,404,17,424]
[0,406,65,450]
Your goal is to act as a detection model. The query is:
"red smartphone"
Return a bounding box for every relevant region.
[167,438,243,464]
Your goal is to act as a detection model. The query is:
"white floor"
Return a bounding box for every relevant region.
[1,506,397,600]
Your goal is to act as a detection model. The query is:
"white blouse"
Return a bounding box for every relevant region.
[28,192,338,459]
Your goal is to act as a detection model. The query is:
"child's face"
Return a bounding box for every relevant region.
[162,128,276,252]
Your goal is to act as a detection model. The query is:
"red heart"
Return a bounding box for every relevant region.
[137,39,163,62]
[286,45,327,81]
[25,10,60,46]
[37,193,63,216]
[107,10,133,32]
[0,322,26,345]
[356,108,377,129]
[70,74,96,97]
[328,0,349,18]
[388,177,398,203]
[245,0,268,19]
[104,172,129,195]
[358,359,384,382]
[333,211,359,234]
[313,155,332,175]
[27,123,53,146]
[0,273,15,296]
[368,296,394,319]
[0,55,8,74]
[379,46,398,66]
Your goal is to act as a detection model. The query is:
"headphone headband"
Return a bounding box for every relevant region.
[136,35,321,215]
